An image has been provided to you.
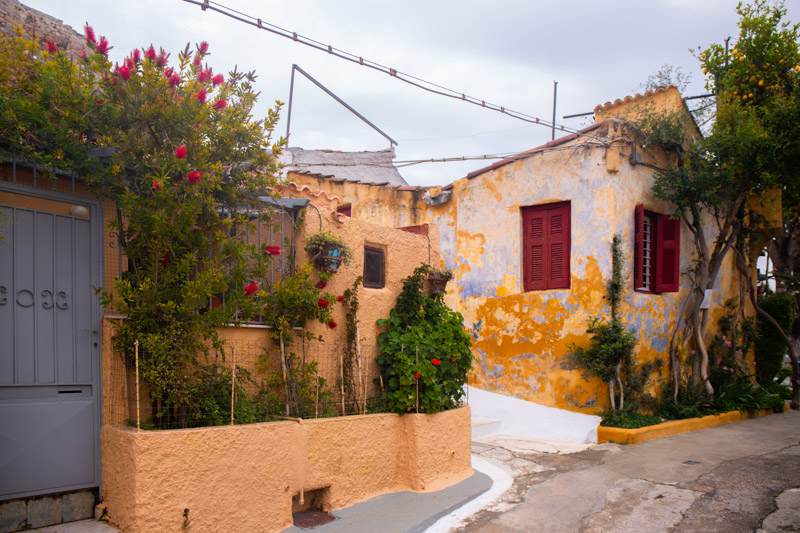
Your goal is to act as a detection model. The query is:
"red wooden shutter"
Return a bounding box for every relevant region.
[655,214,680,292]
[523,208,547,291]
[634,204,644,291]
[547,205,570,289]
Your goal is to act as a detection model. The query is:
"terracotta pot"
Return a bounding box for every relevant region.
[427,273,450,295]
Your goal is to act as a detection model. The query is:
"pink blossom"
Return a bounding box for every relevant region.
[198,41,209,55]
[212,74,224,86]
[132,49,141,63]
[45,41,57,53]
[145,46,157,60]
[198,70,210,83]
[690,350,696,355]
[124,57,134,71]
[187,170,203,184]
[196,89,206,104]
[192,55,202,67]
[117,65,131,81]
[156,52,167,68]
[84,24,96,44]
[168,73,181,87]
[164,67,174,78]
[96,36,110,55]
[175,145,187,159]
[213,99,227,110]
[244,282,259,296]
[153,180,162,191]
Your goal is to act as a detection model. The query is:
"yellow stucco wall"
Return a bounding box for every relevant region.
[290,121,746,415]
[100,407,472,533]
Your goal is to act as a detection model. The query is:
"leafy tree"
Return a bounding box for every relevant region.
[0,27,286,426]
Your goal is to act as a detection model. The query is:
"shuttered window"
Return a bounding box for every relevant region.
[522,202,571,291]
[634,204,680,293]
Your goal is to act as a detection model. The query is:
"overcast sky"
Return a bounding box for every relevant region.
[18,0,800,186]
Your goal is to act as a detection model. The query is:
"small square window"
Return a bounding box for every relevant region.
[363,246,384,288]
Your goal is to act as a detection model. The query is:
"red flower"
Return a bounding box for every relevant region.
[164,67,173,78]
[213,99,227,110]
[198,41,209,55]
[264,245,281,256]
[153,180,162,191]
[124,57,134,71]
[96,36,110,55]
[327,321,337,329]
[132,49,141,63]
[117,65,131,81]
[212,74,225,86]
[175,145,187,159]
[168,73,181,87]
[160,251,169,267]
[187,170,203,184]
[432,358,440,366]
[198,70,209,83]
[84,24,96,44]
[317,299,329,309]
[145,46,157,60]
[244,282,259,296]
[45,41,57,53]
[316,281,327,289]
[156,53,167,68]
[327,270,336,275]
[196,89,206,104]
[337,295,344,302]
[414,373,421,379]
[192,55,202,67]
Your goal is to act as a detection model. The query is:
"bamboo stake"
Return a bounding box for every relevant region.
[340,352,346,415]
[280,332,289,417]
[356,319,364,414]
[315,371,319,419]
[134,340,140,433]
[415,346,419,414]
[230,345,236,426]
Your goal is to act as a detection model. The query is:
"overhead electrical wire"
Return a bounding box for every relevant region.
[182,0,584,137]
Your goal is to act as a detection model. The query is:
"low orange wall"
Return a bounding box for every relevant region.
[100,407,472,533]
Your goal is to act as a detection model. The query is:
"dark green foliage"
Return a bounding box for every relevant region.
[601,410,662,429]
[376,265,474,414]
[259,353,335,419]
[659,375,785,419]
[755,292,795,383]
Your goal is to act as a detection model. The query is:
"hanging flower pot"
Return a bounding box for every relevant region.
[427,268,453,295]
[305,230,353,274]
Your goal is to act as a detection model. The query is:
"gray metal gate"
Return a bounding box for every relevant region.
[0,191,102,500]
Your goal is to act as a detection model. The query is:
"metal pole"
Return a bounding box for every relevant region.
[285,65,296,142]
[551,81,558,141]
[134,340,140,433]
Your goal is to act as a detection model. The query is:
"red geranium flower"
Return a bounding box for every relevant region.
[198,41,209,55]
[264,245,281,256]
[432,358,440,366]
[244,282,259,296]
[196,89,206,104]
[414,373,421,379]
[117,65,131,81]
[152,180,162,191]
[45,41,57,53]
[337,295,344,302]
[84,24,96,44]
[187,170,203,183]
[317,299,329,309]
[316,281,326,289]
[175,145,187,159]
[213,99,227,110]
[212,74,225,86]
[327,321,337,329]
[96,36,110,55]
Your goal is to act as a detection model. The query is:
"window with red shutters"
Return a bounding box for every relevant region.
[633,204,680,293]
[522,202,571,291]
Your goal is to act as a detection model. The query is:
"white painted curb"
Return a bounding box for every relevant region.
[423,454,514,533]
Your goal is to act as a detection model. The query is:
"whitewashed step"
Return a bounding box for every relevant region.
[471,418,503,440]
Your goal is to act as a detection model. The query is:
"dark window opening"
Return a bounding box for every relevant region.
[337,204,352,217]
[363,246,384,288]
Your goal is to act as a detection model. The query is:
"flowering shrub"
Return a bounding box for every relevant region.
[0,28,284,427]
[377,266,473,414]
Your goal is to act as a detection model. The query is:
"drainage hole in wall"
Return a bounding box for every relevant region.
[292,487,335,529]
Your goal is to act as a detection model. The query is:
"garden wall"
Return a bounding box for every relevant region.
[100,407,472,533]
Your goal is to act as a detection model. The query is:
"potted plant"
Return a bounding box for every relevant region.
[305,230,353,273]
[427,267,453,295]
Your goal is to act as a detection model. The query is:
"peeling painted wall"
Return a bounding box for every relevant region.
[291,121,746,415]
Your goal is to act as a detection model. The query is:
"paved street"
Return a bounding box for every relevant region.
[458,410,800,533]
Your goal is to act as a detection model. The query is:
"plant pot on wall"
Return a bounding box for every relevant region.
[315,243,345,273]
[427,270,452,295]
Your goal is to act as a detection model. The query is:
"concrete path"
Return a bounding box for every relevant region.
[458,409,800,533]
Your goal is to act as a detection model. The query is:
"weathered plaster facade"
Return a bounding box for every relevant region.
[290,89,746,415]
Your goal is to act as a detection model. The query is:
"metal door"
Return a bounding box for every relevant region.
[0,199,101,500]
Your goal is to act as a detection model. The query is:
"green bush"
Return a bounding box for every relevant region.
[600,410,662,429]
[376,265,473,414]
[755,293,795,384]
